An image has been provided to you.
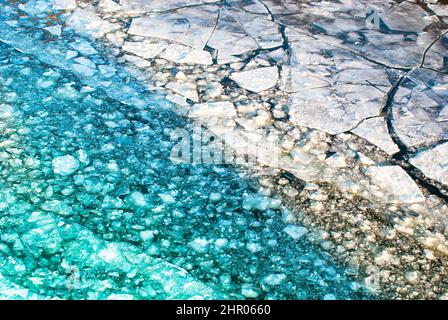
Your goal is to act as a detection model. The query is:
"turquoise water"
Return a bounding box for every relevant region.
[0,3,374,300]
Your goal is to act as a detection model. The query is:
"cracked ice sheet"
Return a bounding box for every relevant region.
[365,166,425,204]
[351,117,400,156]
[66,6,119,38]
[119,0,221,15]
[206,9,264,62]
[218,7,283,50]
[285,32,392,135]
[276,0,442,69]
[2,1,447,300]
[411,142,448,186]
[393,69,448,148]
[422,32,448,72]
[128,5,219,49]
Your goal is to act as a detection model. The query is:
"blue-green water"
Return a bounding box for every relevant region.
[0,2,374,300]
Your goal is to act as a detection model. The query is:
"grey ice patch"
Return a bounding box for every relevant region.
[366,6,381,30]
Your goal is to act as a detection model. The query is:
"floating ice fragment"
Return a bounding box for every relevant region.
[51,0,77,11]
[230,66,279,93]
[140,230,155,242]
[69,41,98,56]
[365,166,425,203]
[410,142,448,186]
[66,7,118,38]
[0,104,14,119]
[189,101,236,119]
[44,25,62,37]
[98,244,120,263]
[263,274,287,286]
[241,284,259,298]
[161,44,213,65]
[52,155,80,176]
[122,41,168,60]
[214,238,228,249]
[283,225,308,240]
[166,81,199,102]
[242,193,281,211]
[18,0,50,15]
[209,192,222,202]
[99,0,122,12]
[129,191,148,208]
[107,294,134,300]
[189,239,208,253]
[158,193,176,204]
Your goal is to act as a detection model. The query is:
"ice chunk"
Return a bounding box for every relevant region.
[44,25,62,37]
[158,193,176,204]
[71,63,96,77]
[52,155,80,176]
[0,104,14,119]
[352,117,400,155]
[18,0,50,15]
[66,7,118,38]
[242,194,282,211]
[189,101,236,119]
[230,66,279,93]
[127,7,218,49]
[98,0,122,13]
[98,244,120,263]
[140,230,155,242]
[263,274,287,286]
[161,44,213,65]
[283,225,308,240]
[121,0,219,14]
[129,191,148,208]
[122,41,167,60]
[166,81,199,102]
[21,212,62,255]
[189,238,208,253]
[392,69,448,148]
[51,0,77,11]
[365,166,425,203]
[241,284,259,298]
[69,40,98,56]
[410,142,448,186]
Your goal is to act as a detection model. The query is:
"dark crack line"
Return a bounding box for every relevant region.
[257,0,291,106]
[415,0,448,27]
[140,1,225,15]
[383,74,410,155]
[281,24,414,72]
[252,1,448,202]
[228,2,285,69]
[257,0,274,21]
[203,8,221,63]
[403,139,448,158]
[258,0,290,56]
[421,66,448,74]
[229,1,448,203]
[419,29,448,67]
[333,46,413,72]
[381,73,448,201]
[365,80,388,94]
[257,0,291,54]
[346,115,384,133]
[391,157,448,201]
[219,7,267,58]
[204,8,221,48]
[237,45,283,70]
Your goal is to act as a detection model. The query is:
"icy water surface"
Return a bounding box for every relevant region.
[0,41,374,299]
[0,0,446,300]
